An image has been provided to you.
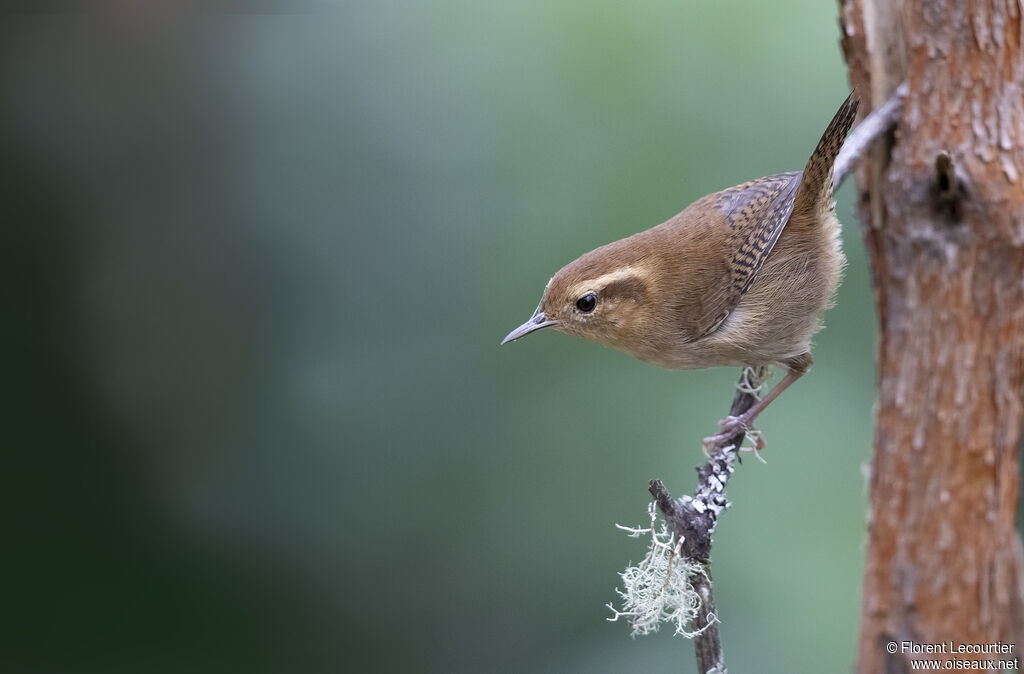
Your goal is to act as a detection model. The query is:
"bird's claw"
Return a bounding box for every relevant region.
[717,415,747,434]
[701,415,764,456]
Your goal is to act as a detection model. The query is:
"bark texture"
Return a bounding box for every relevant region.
[839,1,1024,671]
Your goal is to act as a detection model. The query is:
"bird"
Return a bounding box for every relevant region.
[501,94,859,452]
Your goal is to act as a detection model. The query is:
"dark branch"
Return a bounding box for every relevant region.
[648,366,765,674]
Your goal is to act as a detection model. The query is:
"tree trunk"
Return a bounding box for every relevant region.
[838,1,1024,671]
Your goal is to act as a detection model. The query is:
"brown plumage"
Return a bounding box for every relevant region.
[502,95,859,449]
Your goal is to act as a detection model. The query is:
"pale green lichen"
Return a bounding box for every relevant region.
[606,502,715,638]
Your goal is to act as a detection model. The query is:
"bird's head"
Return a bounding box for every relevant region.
[501,245,657,353]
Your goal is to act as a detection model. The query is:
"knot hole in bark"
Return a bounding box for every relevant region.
[932,151,966,221]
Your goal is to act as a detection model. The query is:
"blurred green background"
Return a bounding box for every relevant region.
[1,2,876,673]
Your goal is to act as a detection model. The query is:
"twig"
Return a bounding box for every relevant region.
[833,83,907,190]
[649,366,766,674]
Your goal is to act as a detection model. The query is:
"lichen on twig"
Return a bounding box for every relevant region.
[607,502,713,637]
[608,365,768,674]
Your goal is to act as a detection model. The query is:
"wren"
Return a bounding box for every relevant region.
[502,95,859,450]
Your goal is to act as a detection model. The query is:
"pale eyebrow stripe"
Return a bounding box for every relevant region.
[569,265,652,297]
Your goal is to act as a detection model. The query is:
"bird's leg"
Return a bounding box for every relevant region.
[702,354,811,452]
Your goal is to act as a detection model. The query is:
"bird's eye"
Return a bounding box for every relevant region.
[575,293,597,313]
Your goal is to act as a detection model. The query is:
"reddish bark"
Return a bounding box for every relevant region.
[839,1,1024,671]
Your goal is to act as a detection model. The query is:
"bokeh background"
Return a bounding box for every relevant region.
[2,3,878,672]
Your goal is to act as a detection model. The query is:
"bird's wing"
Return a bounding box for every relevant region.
[706,172,801,332]
[698,96,857,338]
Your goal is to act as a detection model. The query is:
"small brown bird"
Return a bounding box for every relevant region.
[502,95,858,450]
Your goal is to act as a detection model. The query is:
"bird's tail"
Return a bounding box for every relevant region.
[793,94,859,215]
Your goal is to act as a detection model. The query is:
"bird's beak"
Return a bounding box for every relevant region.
[501,306,557,345]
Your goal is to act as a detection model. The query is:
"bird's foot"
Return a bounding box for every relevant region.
[701,414,765,456]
